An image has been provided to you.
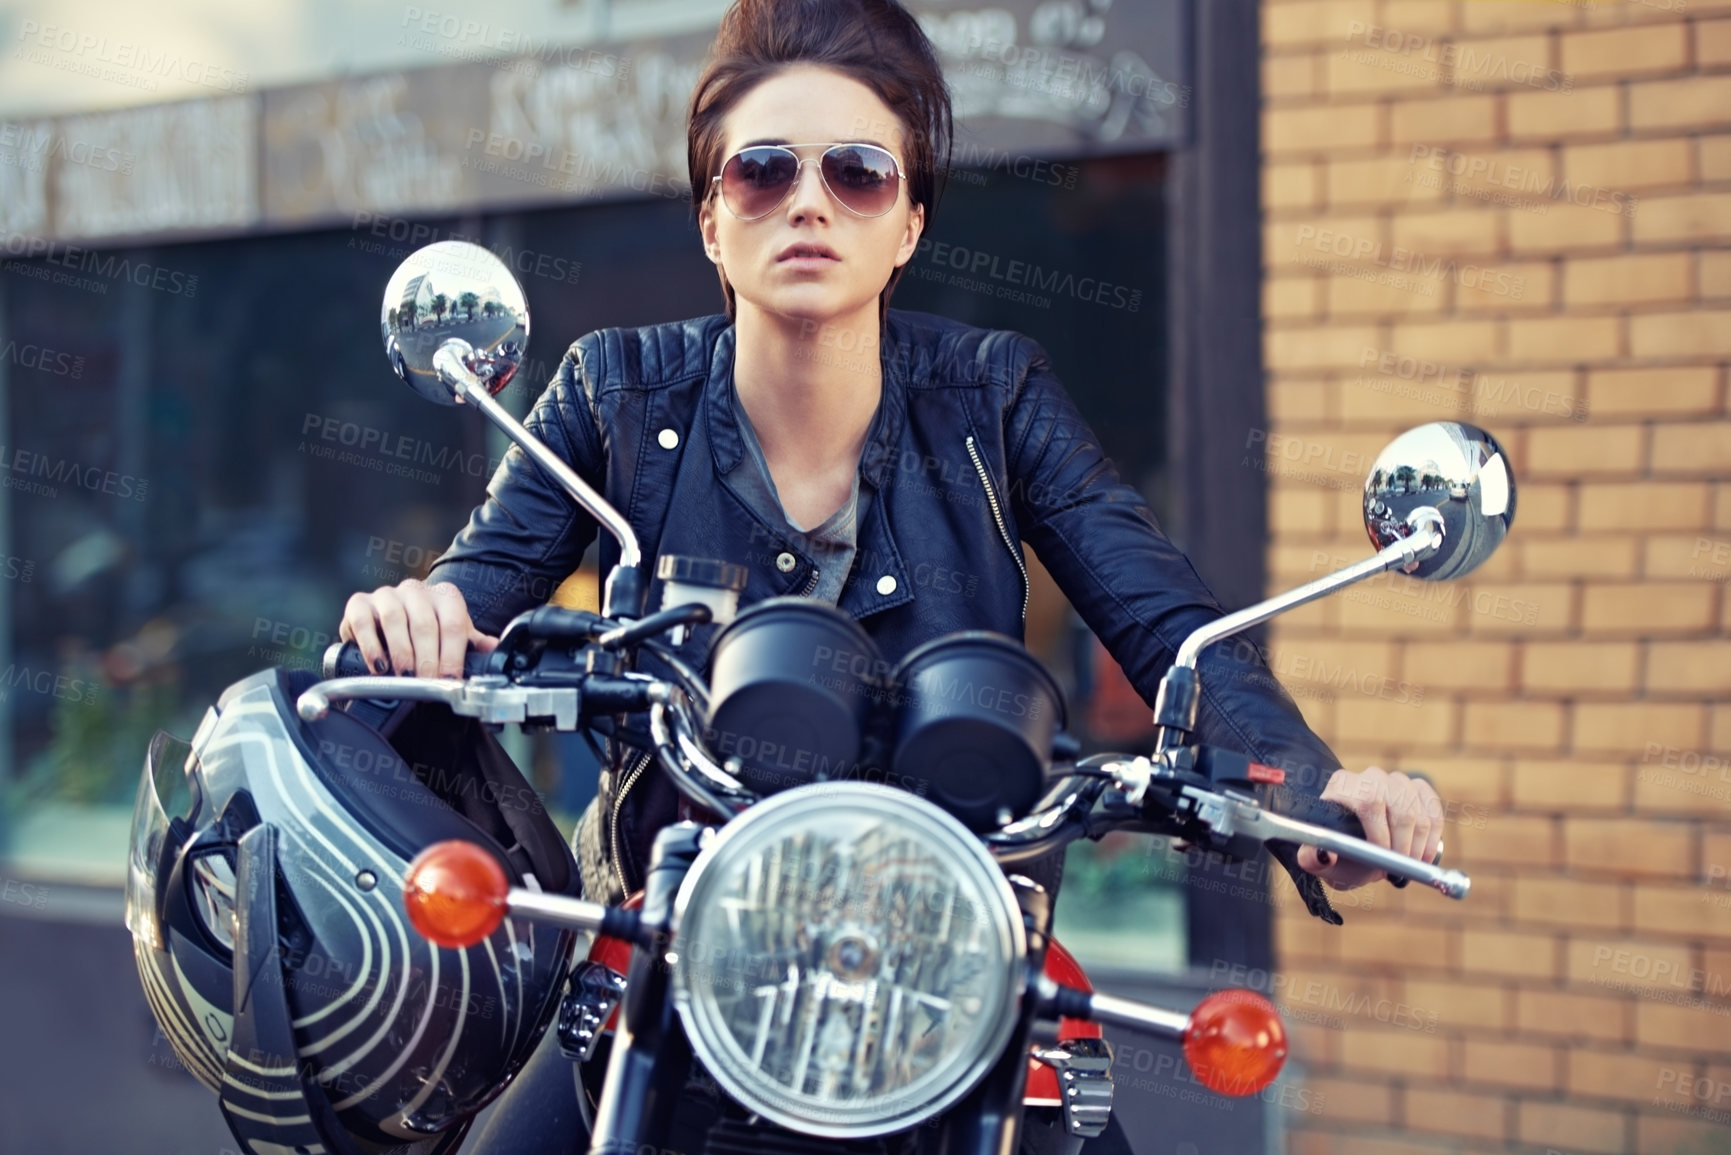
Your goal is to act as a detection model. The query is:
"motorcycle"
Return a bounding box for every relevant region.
[131,241,1515,1155]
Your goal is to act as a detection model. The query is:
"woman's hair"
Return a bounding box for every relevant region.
[687,0,952,323]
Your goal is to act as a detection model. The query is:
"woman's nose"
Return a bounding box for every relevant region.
[784,159,831,221]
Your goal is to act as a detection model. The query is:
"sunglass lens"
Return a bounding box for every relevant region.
[822,145,900,216]
[722,147,799,219]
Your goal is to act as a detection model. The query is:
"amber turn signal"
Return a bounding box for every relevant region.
[403,840,509,948]
[1182,988,1288,1096]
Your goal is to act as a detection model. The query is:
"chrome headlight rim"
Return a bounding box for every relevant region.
[669,781,1028,1139]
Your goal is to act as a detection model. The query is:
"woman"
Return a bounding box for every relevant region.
[339,0,1444,1147]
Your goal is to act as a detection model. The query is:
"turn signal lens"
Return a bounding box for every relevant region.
[403,840,508,948]
[1182,988,1288,1096]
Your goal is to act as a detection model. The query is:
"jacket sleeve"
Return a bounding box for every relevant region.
[1001,335,1350,924]
[424,343,606,638]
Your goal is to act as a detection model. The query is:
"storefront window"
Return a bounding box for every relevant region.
[0,156,1183,971]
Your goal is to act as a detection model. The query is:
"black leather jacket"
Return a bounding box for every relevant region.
[428,308,1347,923]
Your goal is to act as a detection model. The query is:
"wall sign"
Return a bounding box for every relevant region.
[3,0,1186,247]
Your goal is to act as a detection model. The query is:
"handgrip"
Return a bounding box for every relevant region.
[322,642,495,680]
[1265,781,1450,891]
[1265,785,1366,841]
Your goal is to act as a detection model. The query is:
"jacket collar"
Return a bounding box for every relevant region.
[703,318,910,490]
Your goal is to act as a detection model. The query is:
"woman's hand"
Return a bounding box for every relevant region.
[338,578,499,680]
[1296,767,1444,890]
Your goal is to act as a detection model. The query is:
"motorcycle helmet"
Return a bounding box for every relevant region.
[125,666,579,1155]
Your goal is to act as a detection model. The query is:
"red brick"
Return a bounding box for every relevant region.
[1647,641,1731,694]
[1561,22,1688,78]
[1564,817,1695,878]
[1519,537,1638,581]
[1334,920,1454,970]
[1629,74,1731,132]
[1523,641,1639,694]
[1568,1047,1679,1105]
[1573,702,1706,755]
[1632,883,1731,940]
[1515,987,1632,1044]
[1516,1100,1630,1155]
[1630,310,1731,360]
[1508,84,1622,139]
[1405,1087,1510,1142]
[1581,583,1717,633]
[1510,758,1629,811]
[1459,1038,1561,1091]
[1511,876,1626,931]
[1636,997,1731,1050]
[1566,936,1698,994]
[1338,1025,1450,1077]
[1403,976,1511,1031]
[1461,927,1559,979]
[1579,484,1714,533]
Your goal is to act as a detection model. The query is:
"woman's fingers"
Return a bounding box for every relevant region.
[1414,776,1445,866]
[397,580,445,678]
[341,592,389,675]
[1385,773,1423,861]
[1329,766,1393,853]
[337,581,485,682]
[372,585,418,675]
[1298,767,1453,891]
[430,581,474,679]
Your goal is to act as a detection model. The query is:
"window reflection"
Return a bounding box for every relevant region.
[0,156,1183,973]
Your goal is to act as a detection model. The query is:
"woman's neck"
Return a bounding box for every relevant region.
[732,299,883,474]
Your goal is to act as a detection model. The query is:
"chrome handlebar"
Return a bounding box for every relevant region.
[295,670,1469,898]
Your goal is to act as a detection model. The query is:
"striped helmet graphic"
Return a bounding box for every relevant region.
[126,666,578,1155]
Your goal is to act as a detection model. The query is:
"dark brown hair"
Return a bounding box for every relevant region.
[687,0,952,324]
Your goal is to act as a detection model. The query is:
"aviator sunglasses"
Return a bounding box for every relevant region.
[712,142,908,221]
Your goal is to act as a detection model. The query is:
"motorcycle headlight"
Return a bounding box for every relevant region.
[670,782,1026,1138]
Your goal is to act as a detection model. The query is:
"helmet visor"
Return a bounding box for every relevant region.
[124,726,200,950]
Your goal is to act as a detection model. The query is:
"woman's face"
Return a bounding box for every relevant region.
[700,64,925,329]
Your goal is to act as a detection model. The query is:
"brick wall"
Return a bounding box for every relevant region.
[1259,1,1731,1152]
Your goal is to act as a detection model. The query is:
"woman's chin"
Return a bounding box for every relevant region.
[746,287,878,326]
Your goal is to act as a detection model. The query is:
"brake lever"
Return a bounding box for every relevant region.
[1178,784,1470,899]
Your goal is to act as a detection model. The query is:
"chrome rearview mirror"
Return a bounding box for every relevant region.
[1364,422,1515,582]
[381,240,528,406]
[1151,421,1516,751]
[379,241,646,617]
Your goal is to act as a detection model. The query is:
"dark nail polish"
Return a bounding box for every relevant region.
[373,657,389,674]
[1317,850,1335,867]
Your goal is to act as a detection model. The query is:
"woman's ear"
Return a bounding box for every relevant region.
[699,201,723,265]
[893,203,925,269]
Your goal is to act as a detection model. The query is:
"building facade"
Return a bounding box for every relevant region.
[1262,1,1731,1151]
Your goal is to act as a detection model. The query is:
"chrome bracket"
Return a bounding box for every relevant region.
[557,960,628,1062]
[1032,1037,1115,1138]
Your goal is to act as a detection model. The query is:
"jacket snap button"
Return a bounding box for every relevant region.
[776,552,797,573]
[876,575,897,595]
[657,428,679,450]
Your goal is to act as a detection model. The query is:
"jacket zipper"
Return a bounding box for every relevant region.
[609,750,651,899]
[965,435,1029,622]
[799,566,820,597]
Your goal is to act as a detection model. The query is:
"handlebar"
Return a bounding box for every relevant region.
[298,641,1468,900]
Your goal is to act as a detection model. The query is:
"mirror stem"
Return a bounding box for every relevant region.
[434,343,648,618]
[1152,511,1444,751]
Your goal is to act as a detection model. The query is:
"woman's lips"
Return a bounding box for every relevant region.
[777,243,841,263]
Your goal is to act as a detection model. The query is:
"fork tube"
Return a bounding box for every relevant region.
[940,879,1053,1155]
[587,826,703,1155]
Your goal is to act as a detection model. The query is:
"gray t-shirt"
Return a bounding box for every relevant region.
[730,392,864,606]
